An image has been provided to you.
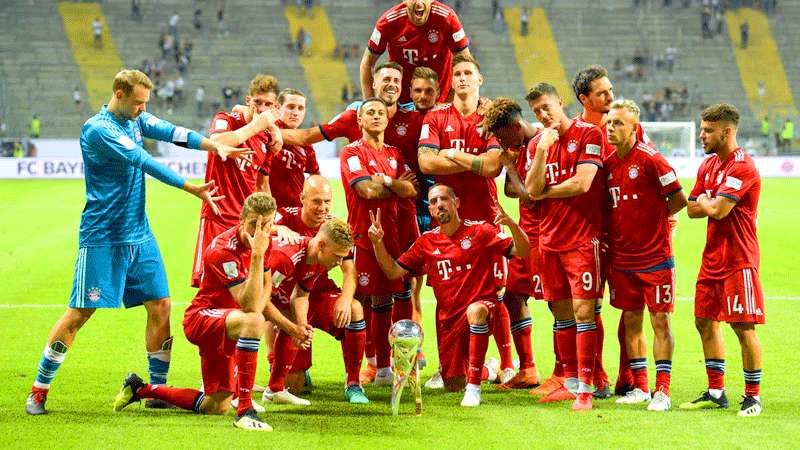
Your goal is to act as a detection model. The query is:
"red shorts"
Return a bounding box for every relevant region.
[398,200,421,252]
[192,217,234,288]
[438,299,500,382]
[182,307,236,395]
[540,238,603,301]
[353,243,403,296]
[506,247,544,300]
[608,267,675,313]
[695,268,765,324]
[287,290,346,372]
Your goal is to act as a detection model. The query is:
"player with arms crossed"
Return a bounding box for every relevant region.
[25,69,246,415]
[113,193,309,431]
[340,98,418,385]
[191,74,283,287]
[369,184,530,406]
[524,83,606,411]
[603,100,687,411]
[361,0,471,105]
[682,104,764,417]
[482,97,543,389]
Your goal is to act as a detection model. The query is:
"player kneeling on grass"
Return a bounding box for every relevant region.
[603,100,687,411]
[682,104,765,417]
[113,193,312,432]
[264,217,370,405]
[368,184,529,407]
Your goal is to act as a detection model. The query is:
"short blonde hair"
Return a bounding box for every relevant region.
[610,99,641,121]
[249,74,279,96]
[320,218,353,248]
[113,69,154,95]
[241,192,277,220]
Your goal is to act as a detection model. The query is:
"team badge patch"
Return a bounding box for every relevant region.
[389,158,398,170]
[223,261,239,279]
[567,140,578,153]
[725,176,743,190]
[358,272,370,286]
[134,128,142,143]
[87,287,102,303]
[395,123,407,136]
[628,165,639,179]
[460,238,472,250]
[585,143,602,156]
[428,31,439,43]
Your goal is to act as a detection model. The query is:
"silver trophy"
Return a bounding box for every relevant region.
[388,319,424,416]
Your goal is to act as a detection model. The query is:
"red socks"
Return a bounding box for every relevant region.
[511,317,534,369]
[618,318,633,384]
[495,302,514,370]
[468,323,491,385]
[371,301,393,369]
[593,307,608,386]
[268,331,298,394]
[554,319,577,378]
[342,320,367,385]
[138,384,205,412]
[629,358,649,393]
[576,323,597,389]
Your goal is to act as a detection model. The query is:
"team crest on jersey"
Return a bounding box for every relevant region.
[369,159,378,167]
[428,30,439,43]
[223,261,239,279]
[389,158,398,170]
[134,128,142,143]
[460,238,472,250]
[87,287,102,302]
[567,140,578,153]
[395,123,408,136]
[358,272,370,286]
[628,165,640,179]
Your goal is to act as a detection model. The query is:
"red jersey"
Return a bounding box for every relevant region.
[340,139,407,247]
[204,111,274,224]
[367,1,469,104]
[530,120,605,252]
[188,226,271,312]
[268,237,326,306]
[419,103,502,223]
[516,138,541,241]
[605,140,682,270]
[397,221,512,326]
[275,207,341,293]
[320,107,423,173]
[268,120,319,208]
[689,148,761,279]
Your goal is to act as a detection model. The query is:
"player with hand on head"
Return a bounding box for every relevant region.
[482,97,543,390]
[113,193,307,431]
[361,0,471,105]
[524,82,606,411]
[603,100,687,411]
[682,104,764,417]
[192,74,283,288]
[340,98,418,386]
[369,184,529,407]
[25,69,246,416]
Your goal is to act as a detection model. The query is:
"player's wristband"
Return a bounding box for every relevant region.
[446,148,456,160]
[382,175,392,187]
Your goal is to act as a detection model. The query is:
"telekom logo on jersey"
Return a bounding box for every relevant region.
[435,258,503,281]
[402,48,419,64]
[544,162,575,184]
[448,139,480,155]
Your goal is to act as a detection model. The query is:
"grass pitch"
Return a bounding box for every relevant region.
[1,178,799,448]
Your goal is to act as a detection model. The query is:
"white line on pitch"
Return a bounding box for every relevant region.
[2,296,799,308]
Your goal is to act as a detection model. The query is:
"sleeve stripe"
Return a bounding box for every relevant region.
[504,242,515,259]
[453,43,469,53]
[577,160,603,169]
[688,195,698,201]
[348,175,372,187]
[396,260,417,275]
[717,192,740,202]
[419,143,440,150]
[368,46,383,55]
[318,124,333,142]
[664,187,683,197]
[225,278,247,288]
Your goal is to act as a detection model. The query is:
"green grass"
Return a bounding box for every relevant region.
[1,179,799,448]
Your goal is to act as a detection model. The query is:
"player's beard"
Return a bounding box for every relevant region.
[436,211,451,224]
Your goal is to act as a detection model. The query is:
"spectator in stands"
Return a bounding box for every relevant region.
[160,80,176,114]
[92,17,103,48]
[493,6,504,33]
[492,0,500,19]
[169,12,180,37]
[521,7,529,36]
[131,0,142,22]
[217,0,228,37]
[73,87,82,112]
[222,85,235,110]
[341,83,350,105]
[665,46,677,73]
[761,116,770,140]
[715,8,724,36]
[193,7,203,30]
[454,0,463,14]
[175,75,185,103]
[141,59,153,77]
[740,20,749,49]
[701,6,712,39]
[29,114,41,138]
[782,119,795,151]
[0,117,7,137]
[196,86,205,117]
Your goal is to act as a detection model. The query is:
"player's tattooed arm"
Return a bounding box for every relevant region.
[385,173,418,198]
[445,148,503,177]
[353,178,392,199]
[418,146,464,175]
[368,209,409,280]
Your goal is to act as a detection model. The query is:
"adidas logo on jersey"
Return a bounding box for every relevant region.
[398,36,407,42]
[432,248,441,255]
[445,125,454,132]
